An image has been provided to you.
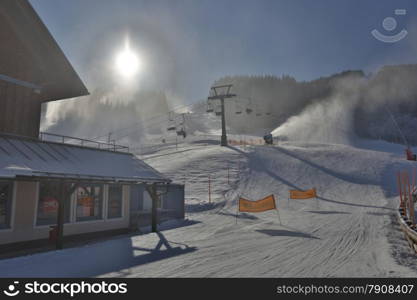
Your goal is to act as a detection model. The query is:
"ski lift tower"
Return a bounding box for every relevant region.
[208,84,236,146]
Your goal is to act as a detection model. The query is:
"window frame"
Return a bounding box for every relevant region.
[107,184,124,220]
[0,180,14,230]
[35,181,71,227]
[74,183,104,222]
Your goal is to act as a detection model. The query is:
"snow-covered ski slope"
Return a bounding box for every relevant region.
[1,137,417,277]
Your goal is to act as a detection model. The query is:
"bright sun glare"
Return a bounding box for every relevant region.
[115,39,141,79]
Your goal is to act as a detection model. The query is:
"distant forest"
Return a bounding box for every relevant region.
[211,64,417,145]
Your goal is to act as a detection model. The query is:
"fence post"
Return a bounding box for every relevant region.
[407,172,415,226]
[236,198,239,225]
[56,180,66,250]
[227,165,230,185]
[398,172,404,210]
[208,175,211,204]
[404,171,409,218]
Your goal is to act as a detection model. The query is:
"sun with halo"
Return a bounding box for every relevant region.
[115,37,141,79]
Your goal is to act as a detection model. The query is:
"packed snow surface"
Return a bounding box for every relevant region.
[1,136,417,277]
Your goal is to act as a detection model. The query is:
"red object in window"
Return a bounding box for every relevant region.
[79,196,94,216]
[42,197,58,213]
[406,148,416,161]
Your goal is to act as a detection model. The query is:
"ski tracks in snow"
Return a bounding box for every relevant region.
[137,141,417,277]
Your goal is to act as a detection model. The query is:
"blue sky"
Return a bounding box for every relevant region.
[30,0,417,102]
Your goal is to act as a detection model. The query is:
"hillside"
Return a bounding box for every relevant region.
[213,65,417,145]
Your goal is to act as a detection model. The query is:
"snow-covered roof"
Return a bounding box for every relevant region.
[0,135,170,183]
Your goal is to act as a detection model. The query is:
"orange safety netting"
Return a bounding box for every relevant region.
[239,195,276,213]
[289,188,317,199]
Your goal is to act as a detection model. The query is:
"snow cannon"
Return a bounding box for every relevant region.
[263,133,273,145]
[406,148,416,161]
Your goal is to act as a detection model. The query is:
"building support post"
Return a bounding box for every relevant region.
[146,183,159,233]
[56,180,66,250]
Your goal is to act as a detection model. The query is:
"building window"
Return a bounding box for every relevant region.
[75,184,103,222]
[0,181,12,229]
[108,185,123,219]
[37,181,70,226]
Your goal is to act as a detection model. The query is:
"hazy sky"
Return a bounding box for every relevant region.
[30,0,417,103]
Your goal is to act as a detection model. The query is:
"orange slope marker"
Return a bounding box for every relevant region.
[237,195,281,224]
[288,188,318,209]
[289,188,317,199]
[239,195,276,213]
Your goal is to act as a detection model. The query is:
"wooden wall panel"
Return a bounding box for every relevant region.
[0,82,41,138]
